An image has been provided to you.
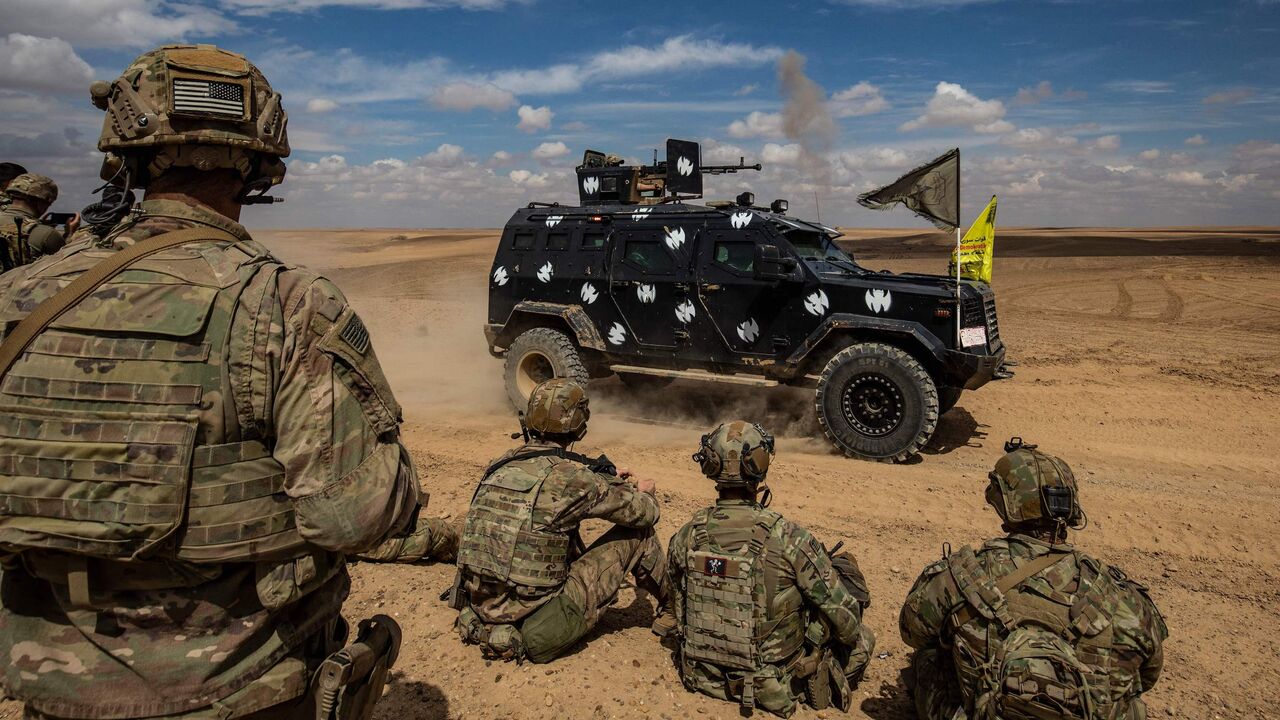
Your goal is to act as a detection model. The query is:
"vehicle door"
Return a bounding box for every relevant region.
[606,224,693,349]
[696,218,803,357]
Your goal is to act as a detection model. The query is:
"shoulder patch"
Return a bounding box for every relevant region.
[339,313,370,354]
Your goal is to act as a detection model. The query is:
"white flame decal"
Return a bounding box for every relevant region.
[536,261,553,283]
[631,207,652,222]
[804,289,829,316]
[675,300,696,324]
[580,282,599,304]
[492,266,509,286]
[545,215,563,228]
[730,211,752,229]
[865,288,892,313]
[737,318,760,343]
[607,322,627,346]
[636,284,656,303]
[676,156,694,176]
[582,176,600,194]
[664,226,686,251]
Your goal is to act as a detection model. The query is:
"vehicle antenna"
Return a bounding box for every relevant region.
[814,191,822,224]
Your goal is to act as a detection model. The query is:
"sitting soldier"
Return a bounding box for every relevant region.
[451,378,667,663]
[664,421,875,717]
[900,438,1168,720]
[0,173,72,270]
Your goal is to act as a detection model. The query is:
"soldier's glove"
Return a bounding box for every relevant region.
[830,552,871,610]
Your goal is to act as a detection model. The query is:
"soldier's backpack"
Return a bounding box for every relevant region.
[947,547,1117,720]
[680,508,782,710]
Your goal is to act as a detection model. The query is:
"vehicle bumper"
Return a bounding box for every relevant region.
[484,324,504,357]
[944,346,1006,391]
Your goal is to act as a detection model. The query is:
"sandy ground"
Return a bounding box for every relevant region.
[5,226,1278,720]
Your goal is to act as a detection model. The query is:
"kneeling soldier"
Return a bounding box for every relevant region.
[451,378,667,663]
[665,421,875,717]
[900,438,1168,720]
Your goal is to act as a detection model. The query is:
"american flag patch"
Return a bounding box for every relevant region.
[172,78,245,117]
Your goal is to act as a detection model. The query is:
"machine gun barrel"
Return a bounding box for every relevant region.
[702,157,762,175]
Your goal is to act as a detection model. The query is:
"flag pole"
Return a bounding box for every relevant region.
[955,150,963,347]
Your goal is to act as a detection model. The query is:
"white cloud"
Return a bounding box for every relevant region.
[491,150,513,164]
[1088,134,1121,152]
[1007,171,1046,196]
[838,147,910,171]
[1013,80,1054,105]
[1218,174,1255,193]
[901,81,1011,133]
[734,83,759,96]
[1184,134,1207,146]
[1138,148,1161,160]
[589,35,784,80]
[531,141,569,160]
[727,111,784,139]
[428,82,516,112]
[2,0,237,48]
[1002,127,1078,150]
[1105,80,1174,94]
[830,81,889,117]
[1164,170,1214,187]
[516,105,554,133]
[306,98,340,113]
[0,34,94,93]
[509,169,551,188]
[416,143,465,168]
[761,143,803,166]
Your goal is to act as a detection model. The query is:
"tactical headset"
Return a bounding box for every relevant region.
[693,422,775,483]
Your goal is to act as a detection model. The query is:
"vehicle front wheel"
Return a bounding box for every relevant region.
[814,343,939,462]
[503,327,590,410]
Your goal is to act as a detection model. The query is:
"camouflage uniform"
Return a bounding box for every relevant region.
[899,441,1167,720]
[666,422,874,717]
[455,380,666,663]
[0,196,419,720]
[358,504,460,564]
[1,174,65,270]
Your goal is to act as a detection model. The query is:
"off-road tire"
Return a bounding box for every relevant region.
[617,373,674,392]
[503,327,590,410]
[814,342,939,462]
[938,386,963,415]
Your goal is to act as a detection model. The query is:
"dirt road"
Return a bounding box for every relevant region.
[6,227,1275,720]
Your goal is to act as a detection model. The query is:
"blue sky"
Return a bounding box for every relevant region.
[1,0,1278,228]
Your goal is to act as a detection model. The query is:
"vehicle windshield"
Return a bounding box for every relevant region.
[780,226,858,266]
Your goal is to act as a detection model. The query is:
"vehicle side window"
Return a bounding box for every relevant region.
[624,240,674,274]
[714,241,755,273]
[547,231,570,251]
[581,229,606,250]
[512,230,535,250]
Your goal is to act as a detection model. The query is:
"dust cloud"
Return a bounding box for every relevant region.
[778,50,838,189]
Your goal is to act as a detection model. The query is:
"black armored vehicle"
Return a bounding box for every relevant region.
[485,140,1007,462]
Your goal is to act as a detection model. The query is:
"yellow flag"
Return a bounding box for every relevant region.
[949,195,997,284]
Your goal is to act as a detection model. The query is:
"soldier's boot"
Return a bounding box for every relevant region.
[907,648,968,720]
[355,513,459,564]
[520,524,659,663]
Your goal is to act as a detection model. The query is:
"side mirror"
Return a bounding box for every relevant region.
[754,244,798,281]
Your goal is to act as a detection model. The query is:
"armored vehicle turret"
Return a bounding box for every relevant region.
[485,140,1008,462]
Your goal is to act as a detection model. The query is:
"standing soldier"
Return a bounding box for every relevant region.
[0,45,420,720]
[900,439,1168,720]
[664,421,875,717]
[453,378,667,663]
[0,173,71,270]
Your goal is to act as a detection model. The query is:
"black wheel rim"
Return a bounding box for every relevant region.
[840,373,905,437]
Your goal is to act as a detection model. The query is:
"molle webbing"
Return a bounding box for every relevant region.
[682,510,781,709]
[458,456,570,589]
[950,549,1068,629]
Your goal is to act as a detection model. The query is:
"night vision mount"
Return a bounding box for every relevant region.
[576,138,761,206]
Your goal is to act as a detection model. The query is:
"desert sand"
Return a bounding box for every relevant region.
[4,226,1277,720]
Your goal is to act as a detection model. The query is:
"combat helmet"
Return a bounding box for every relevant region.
[4,174,57,205]
[90,44,289,188]
[525,378,590,441]
[985,438,1084,531]
[694,420,775,485]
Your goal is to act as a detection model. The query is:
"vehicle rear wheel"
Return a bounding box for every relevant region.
[814,342,939,462]
[617,372,674,392]
[503,327,590,410]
